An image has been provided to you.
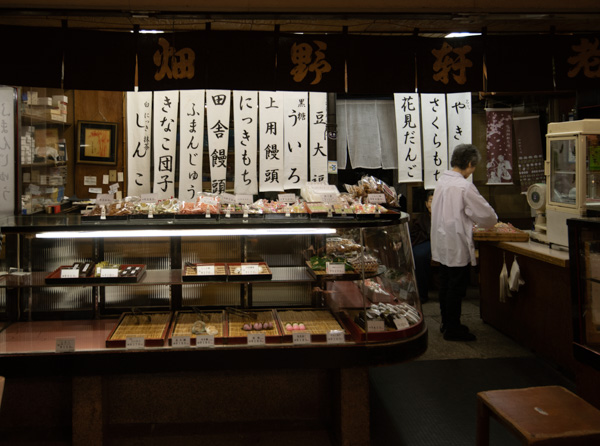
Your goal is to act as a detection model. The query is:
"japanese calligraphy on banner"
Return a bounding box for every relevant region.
[153,90,179,199]
[554,35,600,90]
[233,90,258,195]
[485,108,514,185]
[259,91,284,192]
[513,116,545,193]
[446,92,472,182]
[394,93,422,183]
[283,92,309,189]
[126,91,153,197]
[421,94,448,189]
[309,92,328,183]
[179,90,205,201]
[0,87,15,216]
[206,90,231,194]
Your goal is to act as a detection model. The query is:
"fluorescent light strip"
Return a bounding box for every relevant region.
[36,227,337,239]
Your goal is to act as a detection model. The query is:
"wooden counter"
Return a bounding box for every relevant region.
[478,239,575,376]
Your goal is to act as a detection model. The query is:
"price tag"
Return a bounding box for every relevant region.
[60,267,79,279]
[172,336,191,348]
[326,330,345,344]
[326,262,346,275]
[196,265,215,276]
[126,336,145,349]
[400,288,408,301]
[247,332,266,346]
[394,317,410,330]
[220,193,236,205]
[96,194,114,205]
[241,264,259,275]
[278,193,296,203]
[141,193,158,204]
[237,195,254,205]
[292,332,312,345]
[196,334,215,348]
[366,320,386,332]
[367,193,386,204]
[320,193,338,204]
[100,268,119,278]
[55,338,75,353]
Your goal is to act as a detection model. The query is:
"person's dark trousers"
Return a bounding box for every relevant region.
[412,241,431,302]
[438,264,471,329]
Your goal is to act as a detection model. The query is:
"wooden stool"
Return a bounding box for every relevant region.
[477,386,600,445]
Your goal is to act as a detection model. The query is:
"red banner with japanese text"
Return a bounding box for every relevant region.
[485,109,514,185]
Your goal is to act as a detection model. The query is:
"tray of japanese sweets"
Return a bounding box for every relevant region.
[226,308,282,344]
[168,310,226,345]
[45,262,147,284]
[106,311,173,348]
[342,302,424,342]
[182,262,228,282]
[276,309,350,342]
[226,262,273,281]
[472,222,529,242]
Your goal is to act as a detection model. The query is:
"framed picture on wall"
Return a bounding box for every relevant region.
[77,121,117,165]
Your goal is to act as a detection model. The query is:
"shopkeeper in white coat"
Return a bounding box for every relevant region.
[431,144,498,342]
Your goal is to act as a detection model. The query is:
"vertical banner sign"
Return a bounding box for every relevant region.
[206,90,231,194]
[309,92,328,183]
[0,87,15,216]
[485,108,514,185]
[446,92,472,182]
[259,91,284,192]
[179,90,205,201]
[394,93,423,183]
[126,91,153,197]
[420,94,448,190]
[153,91,179,199]
[513,116,545,193]
[283,91,309,189]
[233,91,258,196]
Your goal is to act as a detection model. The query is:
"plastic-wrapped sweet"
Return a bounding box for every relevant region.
[155,198,180,214]
[344,175,399,207]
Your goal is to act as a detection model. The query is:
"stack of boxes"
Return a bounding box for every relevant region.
[23,91,68,122]
[20,125,35,165]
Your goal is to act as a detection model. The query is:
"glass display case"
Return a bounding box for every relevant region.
[0,213,426,354]
[545,119,600,248]
[568,217,600,370]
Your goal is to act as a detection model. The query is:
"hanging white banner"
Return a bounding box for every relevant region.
[206,90,231,194]
[421,93,448,190]
[394,93,422,183]
[309,92,328,183]
[259,91,284,192]
[233,91,258,196]
[446,92,473,182]
[283,91,309,190]
[179,90,205,201]
[0,87,15,216]
[153,90,179,199]
[126,91,153,197]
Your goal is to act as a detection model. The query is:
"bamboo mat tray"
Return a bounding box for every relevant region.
[46,264,146,284]
[182,263,228,282]
[106,311,172,348]
[227,262,273,281]
[168,311,226,345]
[227,309,281,344]
[276,309,350,342]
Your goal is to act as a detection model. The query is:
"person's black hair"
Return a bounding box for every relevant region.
[425,190,434,200]
[450,144,481,170]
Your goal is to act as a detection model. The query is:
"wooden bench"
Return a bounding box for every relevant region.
[476,386,600,445]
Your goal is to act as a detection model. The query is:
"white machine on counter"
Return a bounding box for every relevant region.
[526,183,548,244]
[545,119,600,248]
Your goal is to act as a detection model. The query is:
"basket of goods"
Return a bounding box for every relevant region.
[169,309,226,345]
[226,308,281,344]
[106,310,173,347]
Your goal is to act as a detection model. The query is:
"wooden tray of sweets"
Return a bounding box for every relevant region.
[226,308,281,345]
[106,311,172,348]
[168,310,226,345]
[341,305,424,343]
[227,262,272,281]
[276,308,351,343]
[182,262,228,282]
[45,263,146,284]
[472,222,529,242]
[306,258,360,281]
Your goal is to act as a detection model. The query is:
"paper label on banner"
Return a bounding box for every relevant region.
[241,264,259,275]
[172,336,191,348]
[247,333,266,346]
[126,337,145,349]
[197,265,215,276]
[292,332,312,345]
[100,268,119,278]
[196,335,215,348]
[56,338,75,353]
[60,268,79,279]
[367,320,386,332]
[127,91,153,196]
[326,331,345,344]
[327,160,338,174]
[84,176,97,186]
[326,262,345,275]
